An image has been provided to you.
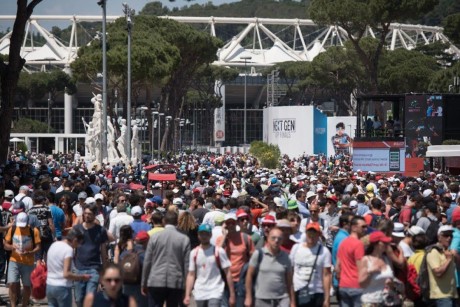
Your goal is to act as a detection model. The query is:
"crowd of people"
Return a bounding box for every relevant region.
[0,150,458,307]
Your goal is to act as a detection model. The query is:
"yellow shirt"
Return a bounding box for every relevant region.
[148,226,164,237]
[5,226,41,266]
[427,248,458,299]
[408,249,425,273]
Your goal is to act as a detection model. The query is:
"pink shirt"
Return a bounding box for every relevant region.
[337,236,365,288]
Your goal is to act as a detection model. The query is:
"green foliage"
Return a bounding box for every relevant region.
[16,142,28,152]
[443,13,460,45]
[309,0,439,92]
[379,48,439,93]
[249,141,281,169]
[443,139,460,145]
[11,118,52,133]
[428,61,460,92]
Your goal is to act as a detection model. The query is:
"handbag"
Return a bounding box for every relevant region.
[297,244,322,306]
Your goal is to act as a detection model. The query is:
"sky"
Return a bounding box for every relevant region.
[0,0,239,30]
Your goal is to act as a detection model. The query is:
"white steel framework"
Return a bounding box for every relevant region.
[0,15,458,69]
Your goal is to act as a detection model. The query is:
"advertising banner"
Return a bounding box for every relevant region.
[263,106,314,157]
[327,116,356,158]
[313,109,327,155]
[353,140,405,172]
[405,94,443,158]
[214,82,225,142]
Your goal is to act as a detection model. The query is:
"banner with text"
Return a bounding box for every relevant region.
[214,82,225,142]
[353,141,405,172]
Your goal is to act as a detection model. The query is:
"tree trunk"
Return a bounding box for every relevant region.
[0,0,42,164]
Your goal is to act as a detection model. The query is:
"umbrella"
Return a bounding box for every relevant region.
[9,137,24,142]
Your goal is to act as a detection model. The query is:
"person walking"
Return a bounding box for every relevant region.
[358,231,397,306]
[184,223,235,307]
[141,211,191,307]
[3,212,41,307]
[336,216,367,307]
[290,223,332,307]
[83,263,136,307]
[244,227,295,307]
[73,203,110,307]
[46,228,91,307]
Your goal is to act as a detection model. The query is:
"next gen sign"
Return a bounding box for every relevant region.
[273,119,296,138]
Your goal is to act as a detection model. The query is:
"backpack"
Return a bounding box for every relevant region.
[30,261,47,299]
[305,217,325,230]
[119,250,142,284]
[425,218,440,245]
[417,244,443,302]
[13,195,27,211]
[369,213,384,228]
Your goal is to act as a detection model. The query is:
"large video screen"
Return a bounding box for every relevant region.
[353,141,405,172]
[405,95,443,158]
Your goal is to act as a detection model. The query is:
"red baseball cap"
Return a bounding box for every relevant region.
[192,188,201,194]
[236,209,248,219]
[327,195,338,204]
[369,231,392,244]
[306,222,321,233]
[261,215,276,225]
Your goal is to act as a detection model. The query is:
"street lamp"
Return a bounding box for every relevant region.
[165,116,172,154]
[97,0,108,166]
[123,2,135,161]
[151,111,158,158]
[158,113,164,160]
[240,56,252,145]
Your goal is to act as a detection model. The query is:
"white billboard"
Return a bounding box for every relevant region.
[327,116,357,157]
[263,106,314,157]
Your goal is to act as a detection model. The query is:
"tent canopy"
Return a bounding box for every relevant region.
[426,145,460,157]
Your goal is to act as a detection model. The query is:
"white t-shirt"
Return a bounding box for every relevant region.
[73,204,83,217]
[398,240,414,258]
[46,241,74,287]
[188,245,231,300]
[290,243,331,293]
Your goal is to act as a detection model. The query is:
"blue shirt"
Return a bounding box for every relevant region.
[49,205,65,239]
[446,203,457,224]
[357,203,369,216]
[297,201,310,218]
[130,219,151,237]
[332,228,349,287]
[450,227,460,287]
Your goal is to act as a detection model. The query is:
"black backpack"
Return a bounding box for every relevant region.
[425,218,440,245]
[417,244,443,302]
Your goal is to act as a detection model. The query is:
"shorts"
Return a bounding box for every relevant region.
[7,261,34,287]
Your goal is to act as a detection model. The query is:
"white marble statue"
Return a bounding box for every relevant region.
[131,122,140,163]
[106,116,119,162]
[117,118,128,161]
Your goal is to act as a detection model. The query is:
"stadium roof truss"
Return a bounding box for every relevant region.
[0,15,458,70]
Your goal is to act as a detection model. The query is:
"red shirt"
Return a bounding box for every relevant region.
[250,208,263,227]
[337,235,365,288]
[399,205,412,225]
[364,211,383,226]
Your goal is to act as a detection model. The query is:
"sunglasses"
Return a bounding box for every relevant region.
[104,278,121,284]
[310,210,319,213]
[441,233,453,238]
[270,236,283,242]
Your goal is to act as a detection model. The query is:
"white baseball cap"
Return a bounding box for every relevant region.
[94,193,104,201]
[131,206,143,216]
[16,212,28,227]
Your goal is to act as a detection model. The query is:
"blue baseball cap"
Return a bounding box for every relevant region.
[198,224,212,233]
[149,196,162,204]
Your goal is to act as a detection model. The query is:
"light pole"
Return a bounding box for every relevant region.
[47,92,52,133]
[165,116,172,153]
[97,0,108,166]
[140,106,148,154]
[123,2,135,161]
[241,56,252,145]
[158,113,164,160]
[151,111,158,158]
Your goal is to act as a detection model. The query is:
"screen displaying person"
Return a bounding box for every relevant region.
[331,122,352,156]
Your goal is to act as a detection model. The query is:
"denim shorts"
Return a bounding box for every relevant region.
[7,261,34,287]
[46,285,73,307]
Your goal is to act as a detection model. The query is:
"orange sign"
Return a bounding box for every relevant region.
[404,158,424,177]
